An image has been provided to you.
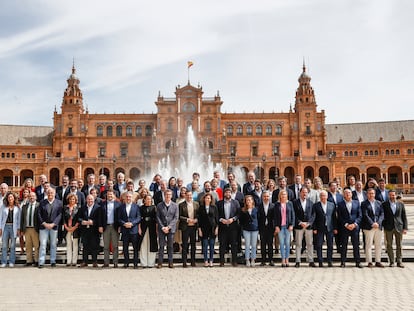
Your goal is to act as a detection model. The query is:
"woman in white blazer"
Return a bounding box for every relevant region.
[0,192,21,267]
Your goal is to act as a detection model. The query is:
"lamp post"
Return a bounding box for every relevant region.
[261,153,266,182]
[273,150,279,180]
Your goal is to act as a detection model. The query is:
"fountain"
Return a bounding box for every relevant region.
[150,126,245,186]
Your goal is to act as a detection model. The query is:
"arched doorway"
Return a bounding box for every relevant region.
[304,166,314,180]
[367,167,381,181]
[20,169,34,186]
[240,167,249,180]
[346,167,360,180]
[388,166,403,184]
[410,166,414,183]
[84,168,95,183]
[319,166,330,184]
[49,168,60,186]
[269,167,279,181]
[0,169,13,186]
[65,168,75,180]
[284,167,295,184]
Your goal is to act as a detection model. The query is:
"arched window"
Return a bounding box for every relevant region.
[145,125,152,136]
[227,125,233,136]
[386,150,389,155]
[136,126,142,136]
[365,150,369,156]
[97,126,103,137]
[391,150,395,155]
[266,125,272,136]
[396,149,400,155]
[275,125,282,135]
[374,150,378,156]
[344,151,349,157]
[246,125,253,136]
[126,126,132,136]
[116,126,122,137]
[354,151,358,156]
[408,149,412,155]
[256,125,262,136]
[369,150,373,156]
[107,126,113,137]
[349,151,353,156]
[236,125,243,136]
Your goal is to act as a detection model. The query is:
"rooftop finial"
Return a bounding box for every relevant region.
[72,57,76,74]
[302,57,306,72]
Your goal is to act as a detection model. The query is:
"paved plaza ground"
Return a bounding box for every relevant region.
[0,204,413,310]
[0,263,413,310]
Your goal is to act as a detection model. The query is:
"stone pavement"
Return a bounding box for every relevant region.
[0,263,413,310]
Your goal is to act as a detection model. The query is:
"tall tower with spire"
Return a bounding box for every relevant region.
[53,63,87,159]
[290,62,326,159]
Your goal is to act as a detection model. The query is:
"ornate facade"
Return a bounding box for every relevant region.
[1,64,413,192]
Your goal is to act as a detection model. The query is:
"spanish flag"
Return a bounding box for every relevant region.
[187,61,194,68]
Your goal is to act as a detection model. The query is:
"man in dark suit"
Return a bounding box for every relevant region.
[288,174,302,200]
[272,176,295,203]
[20,191,40,266]
[313,190,337,267]
[118,191,141,268]
[223,172,241,192]
[217,187,241,267]
[81,173,100,199]
[382,190,408,268]
[361,188,384,268]
[337,188,363,268]
[156,189,179,268]
[352,180,367,203]
[64,179,86,207]
[257,190,275,266]
[327,180,344,253]
[79,194,101,267]
[293,187,315,267]
[179,191,199,267]
[56,175,70,201]
[35,174,48,202]
[375,178,389,202]
[249,179,263,207]
[38,187,62,268]
[242,171,256,196]
[113,172,127,196]
[153,180,168,206]
[99,189,121,268]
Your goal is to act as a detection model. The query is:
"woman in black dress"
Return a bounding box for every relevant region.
[198,193,218,267]
[139,194,158,268]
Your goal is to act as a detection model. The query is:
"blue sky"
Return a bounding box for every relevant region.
[0,0,412,126]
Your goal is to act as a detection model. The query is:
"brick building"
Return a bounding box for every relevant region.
[1,64,413,192]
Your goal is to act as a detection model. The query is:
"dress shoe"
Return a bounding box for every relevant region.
[319,262,324,267]
[133,265,138,269]
[232,262,238,267]
[92,262,98,268]
[389,263,394,267]
[375,262,385,268]
[168,263,174,268]
[356,263,363,269]
[397,263,405,268]
[367,262,374,268]
[309,262,316,267]
[79,262,88,268]
[219,262,224,267]
[114,263,118,268]
[123,264,129,268]
[269,261,275,266]
[340,263,345,268]
[102,264,109,268]
[38,265,44,269]
[26,262,33,267]
[51,263,56,268]
[66,264,71,267]
[157,263,162,269]
[183,262,188,268]
[295,262,300,268]
[328,262,333,267]
[260,261,266,266]
[191,262,196,267]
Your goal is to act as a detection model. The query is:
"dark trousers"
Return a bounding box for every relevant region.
[260,226,274,262]
[340,228,360,264]
[158,231,174,264]
[182,226,196,264]
[82,229,99,263]
[122,233,139,266]
[316,228,334,263]
[219,225,238,264]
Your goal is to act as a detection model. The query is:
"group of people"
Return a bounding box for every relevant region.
[0,171,408,269]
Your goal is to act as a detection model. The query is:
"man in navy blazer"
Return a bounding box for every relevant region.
[361,188,384,267]
[257,191,275,265]
[292,187,315,267]
[313,190,337,267]
[271,176,295,203]
[375,178,389,202]
[156,189,179,268]
[352,181,367,203]
[99,189,122,268]
[79,194,101,267]
[38,187,62,268]
[217,187,241,267]
[119,191,141,268]
[337,188,363,268]
[382,190,408,268]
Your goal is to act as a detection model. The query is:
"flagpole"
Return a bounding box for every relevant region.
[188,66,190,84]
